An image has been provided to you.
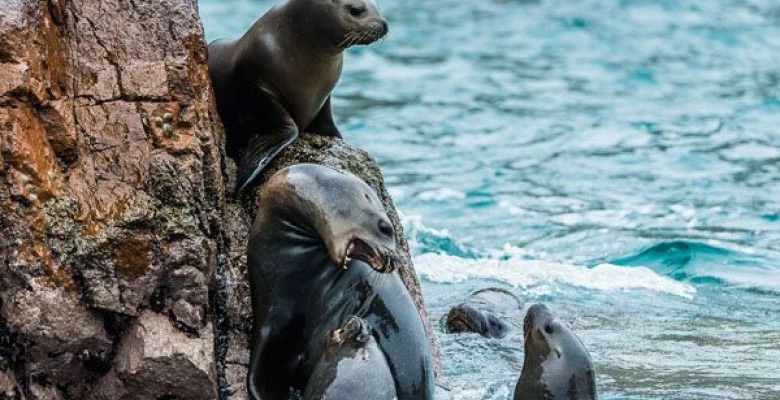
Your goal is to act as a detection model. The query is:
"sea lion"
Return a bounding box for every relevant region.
[514,304,598,400]
[444,287,523,339]
[303,316,396,400]
[247,164,434,400]
[208,0,389,193]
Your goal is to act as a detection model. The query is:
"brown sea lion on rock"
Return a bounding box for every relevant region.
[445,287,523,339]
[208,0,389,193]
[514,304,598,400]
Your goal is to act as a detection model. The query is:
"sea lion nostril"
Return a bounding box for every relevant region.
[378,219,393,236]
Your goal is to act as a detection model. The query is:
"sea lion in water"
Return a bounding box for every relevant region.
[247,164,434,400]
[444,287,523,339]
[208,0,389,193]
[514,304,598,400]
[303,316,396,400]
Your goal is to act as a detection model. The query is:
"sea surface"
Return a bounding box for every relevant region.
[198,0,780,399]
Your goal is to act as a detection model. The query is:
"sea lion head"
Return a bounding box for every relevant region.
[517,304,598,400]
[444,288,522,339]
[262,164,398,272]
[329,0,389,48]
[445,303,509,339]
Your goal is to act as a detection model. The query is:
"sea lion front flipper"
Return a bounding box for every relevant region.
[235,103,299,194]
[248,318,289,400]
[305,96,341,138]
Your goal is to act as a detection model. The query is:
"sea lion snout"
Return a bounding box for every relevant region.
[337,208,398,272]
[523,303,552,338]
[336,0,388,48]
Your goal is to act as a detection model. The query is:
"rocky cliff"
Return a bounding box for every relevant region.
[0,1,436,400]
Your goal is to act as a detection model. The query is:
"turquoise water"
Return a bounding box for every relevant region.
[199,0,780,399]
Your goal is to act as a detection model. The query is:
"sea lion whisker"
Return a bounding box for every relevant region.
[362,28,376,43]
[339,31,357,48]
[350,29,368,46]
[338,34,352,48]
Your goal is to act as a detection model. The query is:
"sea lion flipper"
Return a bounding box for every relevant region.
[248,321,282,400]
[236,115,299,194]
[247,325,268,400]
[305,96,341,138]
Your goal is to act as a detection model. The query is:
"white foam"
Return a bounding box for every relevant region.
[414,253,696,298]
[418,188,467,202]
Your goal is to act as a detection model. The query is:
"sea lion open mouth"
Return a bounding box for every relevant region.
[343,238,396,272]
[339,21,388,49]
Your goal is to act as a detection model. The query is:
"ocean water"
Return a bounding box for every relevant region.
[198,0,780,399]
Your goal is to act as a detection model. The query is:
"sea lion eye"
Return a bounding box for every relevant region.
[378,219,393,237]
[544,323,554,334]
[348,5,366,17]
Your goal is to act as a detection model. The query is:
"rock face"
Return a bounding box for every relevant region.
[0,1,437,400]
[1,0,224,398]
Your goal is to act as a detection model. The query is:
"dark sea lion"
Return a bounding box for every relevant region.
[208,0,389,193]
[247,164,434,400]
[444,287,522,339]
[303,316,396,400]
[514,304,598,400]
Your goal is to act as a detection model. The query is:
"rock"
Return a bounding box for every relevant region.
[224,364,249,400]
[0,367,23,399]
[29,383,65,400]
[91,311,215,400]
[0,0,225,398]
[1,282,112,394]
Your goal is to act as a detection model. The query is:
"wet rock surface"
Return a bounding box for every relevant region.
[0,1,437,400]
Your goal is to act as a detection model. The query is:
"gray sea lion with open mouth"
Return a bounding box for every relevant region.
[247,164,434,400]
[444,287,523,339]
[514,304,598,400]
[208,0,389,193]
